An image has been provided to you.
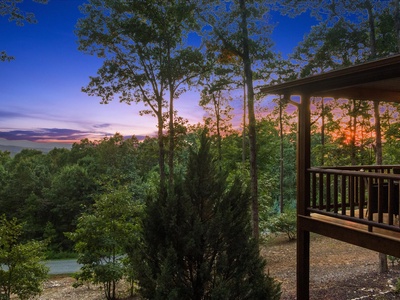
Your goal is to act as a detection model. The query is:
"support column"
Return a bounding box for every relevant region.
[297,93,311,299]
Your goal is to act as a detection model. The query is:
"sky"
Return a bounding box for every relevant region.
[1,0,317,148]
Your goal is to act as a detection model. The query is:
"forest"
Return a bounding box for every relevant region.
[2,95,400,247]
[2,0,400,299]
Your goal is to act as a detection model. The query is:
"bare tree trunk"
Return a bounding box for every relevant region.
[157,103,166,197]
[169,90,175,188]
[242,76,247,165]
[350,100,357,165]
[321,99,325,166]
[279,98,284,213]
[395,0,400,52]
[365,0,377,59]
[214,94,222,163]
[374,100,388,273]
[239,0,259,239]
[168,42,175,189]
[366,0,388,272]
[374,102,383,165]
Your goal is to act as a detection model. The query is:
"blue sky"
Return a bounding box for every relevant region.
[1,0,316,146]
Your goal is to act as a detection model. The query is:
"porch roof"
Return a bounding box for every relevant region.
[260,54,400,102]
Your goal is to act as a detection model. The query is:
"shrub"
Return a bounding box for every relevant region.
[388,255,400,267]
[394,278,400,294]
[267,211,297,241]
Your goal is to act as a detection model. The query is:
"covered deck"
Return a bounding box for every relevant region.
[307,165,400,247]
[261,55,400,299]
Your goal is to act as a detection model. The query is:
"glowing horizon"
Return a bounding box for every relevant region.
[1,2,316,145]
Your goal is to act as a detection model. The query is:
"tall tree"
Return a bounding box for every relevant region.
[268,57,298,212]
[291,17,367,76]
[199,70,234,163]
[193,0,274,239]
[76,0,204,195]
[309,97,342,166]
[382,102,400,163]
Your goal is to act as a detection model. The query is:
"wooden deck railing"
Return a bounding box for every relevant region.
[308,165,400,234]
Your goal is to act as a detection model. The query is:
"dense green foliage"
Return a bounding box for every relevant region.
[3,0,400,297]
[0,134,147,254]
[1,97,400,254]
[0,215,48,300]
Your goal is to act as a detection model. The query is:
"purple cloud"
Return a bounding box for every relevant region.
[93,123,111,129]
[0,128,91,142]
[0,128,148,143]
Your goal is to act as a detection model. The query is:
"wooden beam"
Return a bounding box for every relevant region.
[260,55,400,102]
[297,93,311,300]
[311,87,400,102]
[299,216,400,257]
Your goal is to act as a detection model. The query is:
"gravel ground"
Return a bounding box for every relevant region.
[263,234,400,299]
[31,233,400,299]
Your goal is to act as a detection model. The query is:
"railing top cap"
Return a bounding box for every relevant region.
[309,167,400,179]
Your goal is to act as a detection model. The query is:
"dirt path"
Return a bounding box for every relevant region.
[36,234,400,299]
[263,233,400,299]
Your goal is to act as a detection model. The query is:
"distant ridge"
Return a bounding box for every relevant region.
[0,139,72,156]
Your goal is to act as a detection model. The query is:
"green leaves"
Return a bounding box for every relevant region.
[1,0,48,62]
[283,0,399,76]
[266,211,297,241]
[0,215,48,300]
[195,0,273,62]
[0,0,48,26]
[77,0,203,108]
[67,187,143,300]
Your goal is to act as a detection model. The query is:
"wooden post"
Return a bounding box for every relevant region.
[297,93,311,300]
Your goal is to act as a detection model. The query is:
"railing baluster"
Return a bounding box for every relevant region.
[349,175,354,217]
[333,174,338,214]
[359,175,365,219]
[326,173,331,212]
[398,184,400,228]
[319,173,324,210]
[341,175,346,215]
[307,166,400,234]
[388,179,394,225]
[355,176,359,206]
[312,172,317,208]
[368,177,373,232]
[378,177,384,223]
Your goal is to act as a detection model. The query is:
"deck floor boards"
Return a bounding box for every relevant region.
[310,211,400,240]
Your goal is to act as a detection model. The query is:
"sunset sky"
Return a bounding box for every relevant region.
[1,0,316,146]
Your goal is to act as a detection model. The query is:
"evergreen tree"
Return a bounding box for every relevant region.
[138,131,281,299]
